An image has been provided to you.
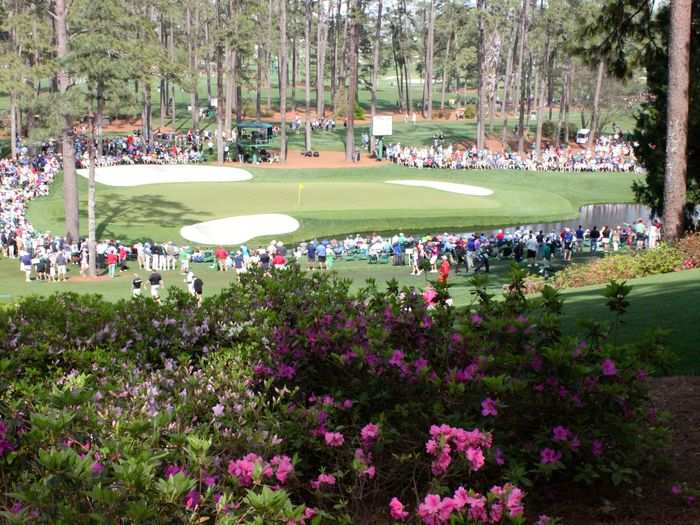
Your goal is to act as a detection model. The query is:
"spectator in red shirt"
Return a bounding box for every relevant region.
[273,253,287,269]
[106,252,119,278]
[215,246,228,272]
[438,256,450,284]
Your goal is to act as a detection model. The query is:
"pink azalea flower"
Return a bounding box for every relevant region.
[361,423,380,448]
[481,398,498,417]
[494,447,505,465]
[324,431,345,447]
[466,447,485,471]
[601,358,617,376]
[423,287,438,305]
[506,486,525,517]
[389,350,405,366]
[270,455,294,484]
[417,494,453,525]
[552,426,571,442]
[389,497,409,521]
[540,448,562,464]
[310,473,336,490]
[591,439,605,457]
[185,490,201,510]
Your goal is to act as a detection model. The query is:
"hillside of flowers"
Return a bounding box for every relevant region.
[0,268,674,524]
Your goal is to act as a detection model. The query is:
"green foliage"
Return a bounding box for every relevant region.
[462,104,477,120]
[553,244,685,289]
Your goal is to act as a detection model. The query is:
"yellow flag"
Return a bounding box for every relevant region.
[299,183,304,190]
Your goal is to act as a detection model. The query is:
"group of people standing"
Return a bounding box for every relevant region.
[386,135,641,173]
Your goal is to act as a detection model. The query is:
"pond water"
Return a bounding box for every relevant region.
[490,203,653,235]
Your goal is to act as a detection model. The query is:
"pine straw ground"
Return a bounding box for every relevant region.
[542,377,700,524]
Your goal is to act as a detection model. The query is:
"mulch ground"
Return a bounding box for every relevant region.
[542,376,700,524]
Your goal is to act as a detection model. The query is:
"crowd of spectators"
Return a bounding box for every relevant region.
[386,135,642,173]
[76,131,208,168]
[0,140,61,259]
[1,131,660,290]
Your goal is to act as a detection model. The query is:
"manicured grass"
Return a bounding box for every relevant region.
[27,165,640,244]
[561,269,700,375]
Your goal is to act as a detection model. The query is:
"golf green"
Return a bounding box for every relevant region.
[27,164,640,244]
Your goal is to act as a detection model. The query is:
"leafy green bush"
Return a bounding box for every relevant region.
[553,244,684,289]
[463,104,477,119]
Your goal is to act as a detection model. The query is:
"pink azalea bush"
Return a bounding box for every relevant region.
[0,267,672,522]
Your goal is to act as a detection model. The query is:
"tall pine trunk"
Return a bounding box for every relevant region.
[10,92,18,159]
[216,1,225,165]
[279,0,288,163]
[370,0,383,152]
[663,0,692,240]
[345,0,359,161]
[440,32,452,112]
[555,61,568,148]
[187,5,199,129]
[500,21,516,144]
[225,47,236,136]
[588,60,604,146]
[55,0,79,243]
[515,0,529,155]
[304,0,312,151]
[317,0,330,118]
[476,0,487,149]
[534,67,546,159]
[256,42,263,120]
[87,84,103,278]
[424,0,435,120]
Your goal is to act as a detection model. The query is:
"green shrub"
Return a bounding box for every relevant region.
[553,244,684,289]
[463,104,477,119]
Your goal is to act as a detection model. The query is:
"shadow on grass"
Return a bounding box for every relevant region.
[78,193,213,241]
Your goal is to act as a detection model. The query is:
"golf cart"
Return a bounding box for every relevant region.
[576,128,591,144]
[235,121,274,163]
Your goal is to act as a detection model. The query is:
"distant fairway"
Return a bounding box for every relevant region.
[27,164,640,244]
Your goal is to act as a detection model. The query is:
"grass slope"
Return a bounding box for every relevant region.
[27,166,639,244]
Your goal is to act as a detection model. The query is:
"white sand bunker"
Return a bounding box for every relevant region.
[77,164,253,187]
[180,214,300,245]
[385,179,494,196]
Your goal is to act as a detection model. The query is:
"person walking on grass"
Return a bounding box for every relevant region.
[589,226,600,254]
[575,225,585,253]
[106,251,119,278]
[612,226,621,252]
[316,242,327,270]
[148,270,163,303]
[563,228,574,262]
[56,251,68,282]
[193,274,204,306]
[20,250,32,282]
[132,274,143,297]
[438,255,450,284]
[215,245,228,272]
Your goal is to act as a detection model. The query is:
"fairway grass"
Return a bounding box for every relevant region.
[27,164,640,244]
